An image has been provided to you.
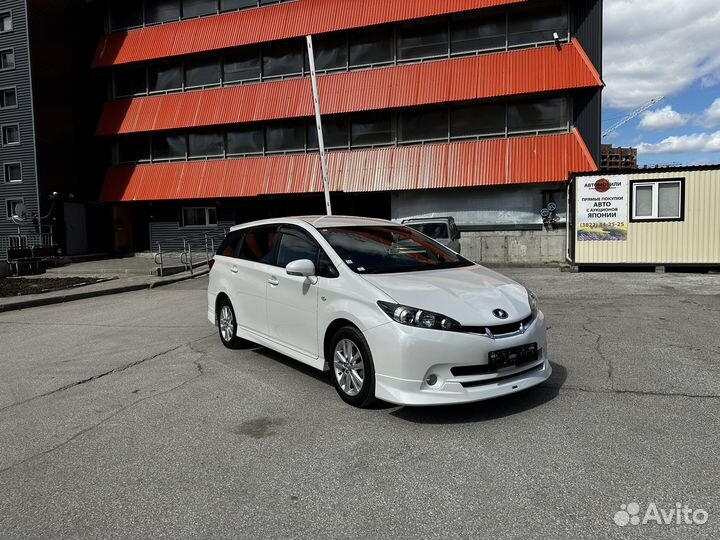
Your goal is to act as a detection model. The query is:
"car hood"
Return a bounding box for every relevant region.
[362,265,531,325]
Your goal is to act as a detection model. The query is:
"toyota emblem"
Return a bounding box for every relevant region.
[493,309,509,320]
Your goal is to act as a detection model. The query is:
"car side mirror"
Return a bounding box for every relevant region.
[286,259,316,277]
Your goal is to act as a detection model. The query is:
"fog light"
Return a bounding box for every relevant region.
[425,374,438,386]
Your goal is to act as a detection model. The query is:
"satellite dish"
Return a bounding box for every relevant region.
[547,202,558,212]
[13,202,28,220]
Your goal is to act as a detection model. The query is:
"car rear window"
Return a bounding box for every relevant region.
[216,231,244,258]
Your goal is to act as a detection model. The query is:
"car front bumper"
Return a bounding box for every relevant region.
[365,311,551,406]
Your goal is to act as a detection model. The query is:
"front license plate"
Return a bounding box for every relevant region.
[488,343,538,371]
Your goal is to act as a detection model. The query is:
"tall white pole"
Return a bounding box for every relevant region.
[306,35,333,216]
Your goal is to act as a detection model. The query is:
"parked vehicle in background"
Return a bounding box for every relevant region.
[401,217,461,253]
[208,216,550,408]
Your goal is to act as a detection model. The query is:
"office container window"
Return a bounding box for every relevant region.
[451,9,506,53]
[4,162,21,183]
[224,47,261,82]
[118,135,151,163]
[227,125,264,154]
[0,49,14,70]
[349,25,394,66]
[149,61,183,92]
[182,207,217,227]
[182,0,217,18]
[632,181,684,221]
[307,116,350,149]
[266,121,305,152]
[2,124,19,145]
[310,33,348,72]
[398,19,449,60]
[451,102,505,138]
[508,0,568,46]
[152,133,187,159]
[145,0,181,25]
[109,0,143,30]
[185,56,221,87]
[400,108,448,142]
[0,87,17,109]
[263,40,304,78]
[1,11,11,32]
[351,113,394,147]
[507,97,567,133]
[115,66,147,97]
[189,132,224,157]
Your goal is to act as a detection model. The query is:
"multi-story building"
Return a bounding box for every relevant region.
[600,144,638,171]
[0,0,106,261]
[4,0,601,263]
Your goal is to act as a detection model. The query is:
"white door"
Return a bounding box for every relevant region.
[266,228,320,357]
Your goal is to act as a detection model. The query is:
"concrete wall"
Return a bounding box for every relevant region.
[459,229,566,264]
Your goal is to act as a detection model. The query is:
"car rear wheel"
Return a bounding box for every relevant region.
[330,327,376,408]
[217,298,246,349]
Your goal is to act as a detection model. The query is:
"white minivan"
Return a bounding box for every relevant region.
[208,216,551,407]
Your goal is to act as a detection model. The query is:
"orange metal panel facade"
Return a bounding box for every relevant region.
[93,0,525,67]
[96,41,602,136]
[100,132,597,203]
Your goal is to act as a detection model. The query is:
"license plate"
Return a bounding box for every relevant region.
[488,343,538,371]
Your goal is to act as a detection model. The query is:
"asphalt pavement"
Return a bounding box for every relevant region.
[0,269,718,540]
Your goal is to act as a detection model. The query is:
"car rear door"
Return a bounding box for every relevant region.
[265,226,322,358]
[232,225,280,338]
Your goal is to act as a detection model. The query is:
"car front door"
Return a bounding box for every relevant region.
[265,227,322,358]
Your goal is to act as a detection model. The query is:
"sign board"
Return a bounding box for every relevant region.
[577,175,628,241]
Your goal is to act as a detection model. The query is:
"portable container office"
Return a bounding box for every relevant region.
[569,166,720,268]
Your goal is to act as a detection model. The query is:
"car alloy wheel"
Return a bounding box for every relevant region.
[333,338,365,397]
[219,304,235,344]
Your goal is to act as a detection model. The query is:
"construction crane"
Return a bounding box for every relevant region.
[602,96,665,139]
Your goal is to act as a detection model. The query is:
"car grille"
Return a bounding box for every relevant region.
[461,314,534,338]
[459,362,544,388]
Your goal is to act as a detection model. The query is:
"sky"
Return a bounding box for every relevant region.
[602,0,720,166]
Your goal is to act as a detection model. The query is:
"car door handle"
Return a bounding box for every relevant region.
[268,277,279,286]
[230,266,239,274]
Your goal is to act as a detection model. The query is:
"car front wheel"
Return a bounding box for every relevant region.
[330,327,376,408]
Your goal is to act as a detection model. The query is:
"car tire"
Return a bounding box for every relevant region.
[217,298,246,350]
[329,326,376,408]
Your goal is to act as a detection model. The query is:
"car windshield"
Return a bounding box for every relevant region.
[319,226,472,274]
[407,222,450,240]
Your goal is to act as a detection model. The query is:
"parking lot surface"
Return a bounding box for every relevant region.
[0,269,718,539]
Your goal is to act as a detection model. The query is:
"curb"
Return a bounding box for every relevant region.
[0,270,209,313]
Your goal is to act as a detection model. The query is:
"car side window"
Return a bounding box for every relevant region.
[216,231,244,258]
[277,232,319,268]
[238,227,280,265]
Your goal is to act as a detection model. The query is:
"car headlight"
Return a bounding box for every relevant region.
[527,289,539,318]
[377,301,461,331]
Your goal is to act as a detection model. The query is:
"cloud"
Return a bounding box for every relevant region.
[701,98,720,127]
[638,106,690,131]
[604,0,720,109]
[637,131,720,155]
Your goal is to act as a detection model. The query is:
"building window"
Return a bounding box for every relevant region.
[114,66,147,97]
[631,180,684,222]
[399,107,449,143]
[451,9,507,54]
[185,56,221,88]
[109,0,143,30]
[188,131,224,157]
[349,25,394,67]
[181,207,217,227]
[265,121,305,153]
[2,124,20,145]
[307,116,350,150]
[3,162,22,183]
[227,125,264,155]
[351,112,394,147]
[182,0,218,18]
[309,33,348,72]
[221,0,258,10]
[152,133,187,160]
[507,96,568,134]
[145,0,181,25]
[149,61,183,92]
[118,135,151,163]
[6,198,24,220]
[508,0,568,46]
[0,87,17,109]
[451,101,505,138]
[397,18,449,61]
[0,49,15,70]
[262,39,304,78]
[0,11,11,33]
[223,46,261,83]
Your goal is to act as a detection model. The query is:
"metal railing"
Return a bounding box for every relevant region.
[153,232,221,277]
